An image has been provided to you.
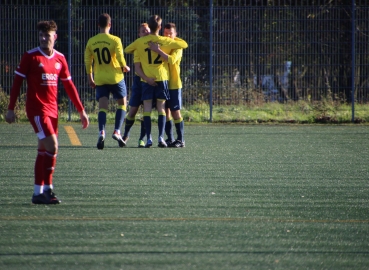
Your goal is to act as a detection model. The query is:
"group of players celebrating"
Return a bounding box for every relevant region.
[5,13,187,204]
[85,13,187,149]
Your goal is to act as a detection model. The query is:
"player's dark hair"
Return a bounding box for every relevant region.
[98,13,111,28]
[148,15,162,32]
[37,20,57,32]
[164,23,176,31]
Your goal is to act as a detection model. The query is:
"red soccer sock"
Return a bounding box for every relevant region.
[44,151,57,187]
[34,150,45,186]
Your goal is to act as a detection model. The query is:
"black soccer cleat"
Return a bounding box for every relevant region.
[32,192,60,204]
[44,189,61,204]
[165,138,175,145]
[112,132,126,147]
[158,142,167,148]
[168,140,185,148]
[145,139,153,148]
[97,134,105,150]
[158,138,168,148]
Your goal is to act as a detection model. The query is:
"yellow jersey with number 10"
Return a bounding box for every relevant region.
[84,33,127,85]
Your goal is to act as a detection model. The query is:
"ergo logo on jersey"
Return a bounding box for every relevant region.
[42,73,58,80]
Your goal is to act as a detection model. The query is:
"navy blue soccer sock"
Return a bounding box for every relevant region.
[114,106,126,132]
[139,120,146,140]
[158,114,166,139]
[174,118,184,142]
[165,119,174,142]
[98,110,107,132]
[143,113,152,140]
[124,116,135,138]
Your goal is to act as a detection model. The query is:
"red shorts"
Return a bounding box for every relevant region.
[29,115,58,140]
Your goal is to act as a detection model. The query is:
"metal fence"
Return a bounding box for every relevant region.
[1,0,368,121]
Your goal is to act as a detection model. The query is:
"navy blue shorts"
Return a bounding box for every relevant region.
[96,79,127,101]
[141,81,170,101]
[165,89,182,111]
[129,75,142,107]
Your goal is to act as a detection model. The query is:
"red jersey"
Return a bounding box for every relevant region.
[8,47,84,118]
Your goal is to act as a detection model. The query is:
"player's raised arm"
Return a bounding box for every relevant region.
[168,37,188,49]
[116,38,128,69]
[124,40,137,54]
[149,42,182,65]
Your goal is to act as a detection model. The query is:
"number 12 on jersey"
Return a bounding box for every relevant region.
[145,48,162,64]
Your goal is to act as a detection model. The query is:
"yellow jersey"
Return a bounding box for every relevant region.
[84,33,127,85]
[125,35,187,82]
[167,39,183,89]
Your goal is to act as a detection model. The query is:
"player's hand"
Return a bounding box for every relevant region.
[88,77,96,89]
[123,66,130,73]
[79,110,89,129]
[5,110,16,124]
[145,77,157,86]
[148,42,160,53]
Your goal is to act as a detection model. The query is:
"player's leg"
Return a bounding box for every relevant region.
[164,103,174,144]
[135,105,146,148]
[123,106,138,142]
[111,80,127,147]
[155,81,170,147]
[168,89,185,147]
[123,75,142,144]
[29,115,60,204]
[142,82,155,148]
[143,100,153,147]
[96,86,110,150]
[156,100,167,147]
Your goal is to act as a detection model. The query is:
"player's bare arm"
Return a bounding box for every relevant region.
[87,73,95,88]
[134,62,157,86]
[122,66,130,73]
[148,42,168,62]
[79,110,90,129]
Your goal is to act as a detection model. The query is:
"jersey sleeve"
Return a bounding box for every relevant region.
[58,56,84,111]
[8,52,29,110]
[167,37,188,50]
[8,75,24,110]
[59,55,72,80]
[116,38,127,67]
[168,48,183,65]
[124,40,137,54]
[84,41,93,74]
[15,51,31,78]
[62,80,84,112]
[133,51,141,63]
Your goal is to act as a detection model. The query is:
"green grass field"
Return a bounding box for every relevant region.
[0,123,368,269]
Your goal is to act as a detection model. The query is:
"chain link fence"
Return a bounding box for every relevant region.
[1,0,368,121]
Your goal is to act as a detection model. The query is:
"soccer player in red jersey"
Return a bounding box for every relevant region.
[6,20,89,204]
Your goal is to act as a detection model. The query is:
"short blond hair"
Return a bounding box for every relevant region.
[139,23,148,32]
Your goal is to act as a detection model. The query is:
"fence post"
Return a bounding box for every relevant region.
[351,0,356,123]
[67,0,72,121]
[209,0,213,122]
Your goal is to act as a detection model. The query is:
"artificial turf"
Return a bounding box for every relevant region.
[0,123,368,269]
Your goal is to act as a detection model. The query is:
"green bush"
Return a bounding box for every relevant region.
[1,91,368,124]
[0,90,27,122]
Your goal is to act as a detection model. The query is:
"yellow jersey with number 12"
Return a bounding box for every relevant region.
[125,35,187,82]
